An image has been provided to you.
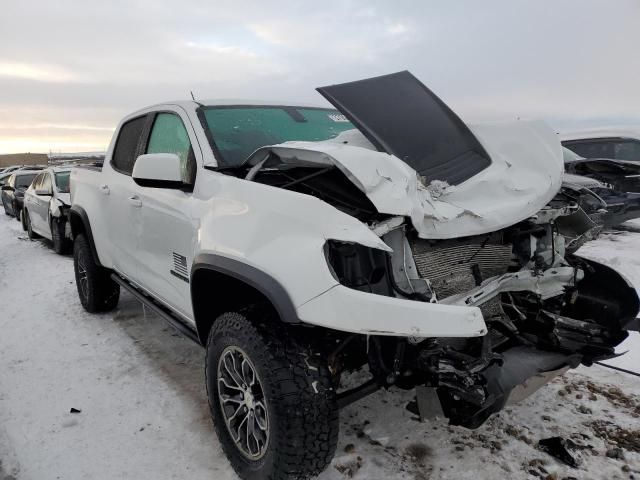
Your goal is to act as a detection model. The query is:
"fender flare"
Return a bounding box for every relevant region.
[191,253,300,326]
[69,205,101,266]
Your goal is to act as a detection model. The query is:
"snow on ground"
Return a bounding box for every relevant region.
[0,213,639,480]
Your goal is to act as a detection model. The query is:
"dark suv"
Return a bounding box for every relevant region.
[1,171,39,220]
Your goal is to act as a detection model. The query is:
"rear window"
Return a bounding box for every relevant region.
[112,116,146,175]
[200,106,355,167]
[564,138,640,161]
[15,173,37,189]
[55,172,71,193]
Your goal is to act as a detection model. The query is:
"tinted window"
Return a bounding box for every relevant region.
[564,139,640,161]
[15,173,37,189]
[55,172,71,193]
[112,116,146,175]
[146,113,195,183]
[200,107,355,167]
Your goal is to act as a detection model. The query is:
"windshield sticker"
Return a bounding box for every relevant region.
[327,113,349,123]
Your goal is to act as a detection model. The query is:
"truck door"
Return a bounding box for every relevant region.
[32,172,53,235]
[103,115,147,283]
[134,109,198,320]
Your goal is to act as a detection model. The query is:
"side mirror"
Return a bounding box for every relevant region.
[35,188,52,196]
[1,185,13,191]
[132,153,184,189]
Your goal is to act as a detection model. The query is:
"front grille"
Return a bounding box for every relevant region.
[410,235,512,299]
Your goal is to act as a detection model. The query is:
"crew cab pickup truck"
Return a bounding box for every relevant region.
[70,71,639,480]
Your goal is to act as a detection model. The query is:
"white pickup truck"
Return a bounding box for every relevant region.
[70,71,639,480]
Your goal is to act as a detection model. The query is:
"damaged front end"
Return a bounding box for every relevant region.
[326,211,638,428]
[213,72,639,428]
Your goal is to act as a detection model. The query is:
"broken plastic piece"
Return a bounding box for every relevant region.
[70,407,81,414]
[538,436,579,468]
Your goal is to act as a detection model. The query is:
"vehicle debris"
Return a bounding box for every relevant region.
[538,437,580,468]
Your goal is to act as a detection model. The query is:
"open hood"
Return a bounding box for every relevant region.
[316,71,492,186]
[245,72,564,239]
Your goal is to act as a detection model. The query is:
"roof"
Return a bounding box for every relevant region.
[560,126,640,142]
[127,99,330,117]
[48,166,72,173]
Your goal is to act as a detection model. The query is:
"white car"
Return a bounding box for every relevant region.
[70,72,639,480]
[0,165,22,175]
[22,166,73,254]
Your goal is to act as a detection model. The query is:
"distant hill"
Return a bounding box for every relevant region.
[0,153,48,167]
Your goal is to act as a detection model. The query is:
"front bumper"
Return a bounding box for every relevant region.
[296,284,487,337]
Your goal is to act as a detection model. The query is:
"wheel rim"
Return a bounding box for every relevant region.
[217,346,269,460]
[77,251,89,299]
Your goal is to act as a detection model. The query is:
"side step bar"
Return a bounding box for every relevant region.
[111,274,201,345]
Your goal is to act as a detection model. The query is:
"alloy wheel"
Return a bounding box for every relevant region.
[217,346,270,460]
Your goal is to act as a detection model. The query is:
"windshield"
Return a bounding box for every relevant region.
[200,106,355,167]
[15,173,37,189]
[562,147,584,163]
[55,172,71,193]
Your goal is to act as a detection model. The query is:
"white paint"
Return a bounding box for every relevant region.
[247,119,564,240]
[297,284,487,337]
[132,153,182,183]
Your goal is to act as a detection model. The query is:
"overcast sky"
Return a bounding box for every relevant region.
[1,0,639,154]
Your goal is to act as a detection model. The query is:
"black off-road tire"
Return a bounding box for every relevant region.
[73,234,120,313]
[206,312,339,480]
[51,218,71,254]
[25,210,39,239]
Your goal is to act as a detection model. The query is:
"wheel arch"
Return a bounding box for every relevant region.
[69,206,101,266]
[191,254,300,346]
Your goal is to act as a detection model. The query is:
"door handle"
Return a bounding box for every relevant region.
[128,195,142,208]
[100,184,110,195]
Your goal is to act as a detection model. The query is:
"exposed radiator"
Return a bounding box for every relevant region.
[410,234,513,299]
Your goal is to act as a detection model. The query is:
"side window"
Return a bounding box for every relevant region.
[146,113,196,184]
[566,140,616,159]
[41,173,52,193]
[31,173,43,190]
[112,116,147,175]
[614,140,640,161]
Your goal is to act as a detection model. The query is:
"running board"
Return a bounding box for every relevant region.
[110,274,201,345]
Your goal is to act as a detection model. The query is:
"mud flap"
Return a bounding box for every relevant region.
[415,386,444,421]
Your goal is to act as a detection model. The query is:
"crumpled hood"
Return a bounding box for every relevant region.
[247,119,563,239]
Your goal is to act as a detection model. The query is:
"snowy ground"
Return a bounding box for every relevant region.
[0,213,639,480]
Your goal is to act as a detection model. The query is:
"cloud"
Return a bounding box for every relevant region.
[0,0,639,153]
[0,62,82,83]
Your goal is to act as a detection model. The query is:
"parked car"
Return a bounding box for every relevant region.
[22,167,73,253]
[0,165,22,175]
[1,170,39,220]
[561,128,640,163]
[0,170,14,192]
[70,71,639,480]
[563,145,640,193]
